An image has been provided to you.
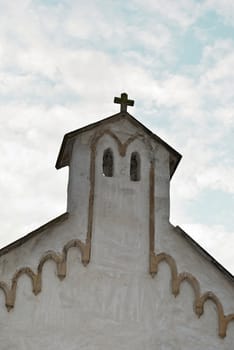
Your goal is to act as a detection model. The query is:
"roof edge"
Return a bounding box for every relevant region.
[55,112,123,169]
[55,111,182,178]
[175,225,234,283]
[0,212,69,258]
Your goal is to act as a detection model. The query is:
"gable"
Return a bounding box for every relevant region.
[0,211,234,345]
[0,100,234,348]
[55,112,182,178]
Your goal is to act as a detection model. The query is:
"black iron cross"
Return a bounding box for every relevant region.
[114,92,134,112]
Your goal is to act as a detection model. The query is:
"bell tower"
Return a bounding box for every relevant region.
[55,93,181,273]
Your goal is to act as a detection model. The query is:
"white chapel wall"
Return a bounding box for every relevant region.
[0,118,233,349]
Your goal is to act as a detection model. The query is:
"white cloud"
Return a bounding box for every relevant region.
[0,0,233,274]
[204,0,234,25]
[181,223,234,273]
[133,0,202,28]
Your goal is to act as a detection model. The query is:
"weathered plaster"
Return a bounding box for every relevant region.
[0,116,234,349]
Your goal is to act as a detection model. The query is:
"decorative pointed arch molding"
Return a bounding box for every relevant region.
[0,128,233,338]
[0,239,88,311]
[150,252,234,338]
[84,128,149,262]
[0,239,233,337]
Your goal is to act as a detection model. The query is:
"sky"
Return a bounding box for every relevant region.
[0,0,233,273]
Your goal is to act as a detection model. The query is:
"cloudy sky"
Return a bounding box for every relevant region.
[0,0,233,273]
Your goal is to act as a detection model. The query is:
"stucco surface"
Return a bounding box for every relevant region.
[0,118,233,349]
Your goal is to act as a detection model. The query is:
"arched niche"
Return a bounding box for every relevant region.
[102,148,114,177]
[130,152,140,181]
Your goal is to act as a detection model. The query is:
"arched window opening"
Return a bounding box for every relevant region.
[103,148,114,177]
[130,152,140,181]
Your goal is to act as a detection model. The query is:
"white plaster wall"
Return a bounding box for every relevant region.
[92,132,151,273]
[0,244,234,350]
[67,132,92,242]
[158,224,234,314]
[0,118,233,349]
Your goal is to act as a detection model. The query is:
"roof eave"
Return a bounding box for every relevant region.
[55,112,182,178]
[0,213,69,258]
[175,226,234,283]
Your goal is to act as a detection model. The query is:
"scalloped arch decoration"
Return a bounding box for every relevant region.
[0,128,233,339]
[0,240,233,338]
[150,252,234,338]
[0,239,88,311]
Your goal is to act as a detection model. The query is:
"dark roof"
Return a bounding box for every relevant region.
[175,226,234,283]
[55,111,182,179]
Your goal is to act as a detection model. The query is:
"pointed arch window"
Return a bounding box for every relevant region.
[130,152,140,181]
[103,148,114,177]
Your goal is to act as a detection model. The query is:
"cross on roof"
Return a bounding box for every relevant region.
[114,92,134,112]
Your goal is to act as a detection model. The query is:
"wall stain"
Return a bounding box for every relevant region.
[0,128,233,339]
[0,239,233,337]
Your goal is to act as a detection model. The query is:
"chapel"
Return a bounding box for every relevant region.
[0,93,233,350]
